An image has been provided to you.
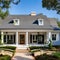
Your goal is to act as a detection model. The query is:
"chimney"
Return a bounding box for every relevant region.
[30,12,36,16]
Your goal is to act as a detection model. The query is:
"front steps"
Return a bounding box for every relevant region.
[16,49,29,53]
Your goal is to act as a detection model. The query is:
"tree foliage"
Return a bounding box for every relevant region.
[0,0,20,19]
[57,21,60,27]
[42,0,60,14]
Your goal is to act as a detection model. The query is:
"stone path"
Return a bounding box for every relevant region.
[12,49,34,60]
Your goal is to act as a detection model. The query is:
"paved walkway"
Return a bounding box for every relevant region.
[12,49,34,60]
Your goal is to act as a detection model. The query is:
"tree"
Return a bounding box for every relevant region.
[42,0,60,14]
[0,0,20,19]
[57,21,60,27]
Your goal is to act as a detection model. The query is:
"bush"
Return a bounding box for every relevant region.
[29,46,48,50]
[29,46,40,50]
[48,39,52,49]
[0,55,11,60]
[0,46,16,50]
[53,52,60,58]
[35,53,60,60]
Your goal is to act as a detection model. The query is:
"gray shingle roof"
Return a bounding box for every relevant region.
[0,14,58,30]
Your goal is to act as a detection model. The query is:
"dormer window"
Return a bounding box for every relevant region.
[13,19,20,25]
[38,19,44,26]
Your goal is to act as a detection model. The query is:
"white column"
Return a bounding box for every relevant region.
[26,32,28,45]
[16,32,18,45]
[47,32,51,44]
[49,32,51,40]
[1,32,4,44]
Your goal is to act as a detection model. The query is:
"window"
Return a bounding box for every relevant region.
[52,34,56,41]
[4,33,16,44]
[30,34,37,44]
[13,19,20,25]
[38,19,44,26]
[30,34,44,44]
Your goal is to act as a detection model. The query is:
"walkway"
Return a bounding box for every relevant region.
[12,49,34,60]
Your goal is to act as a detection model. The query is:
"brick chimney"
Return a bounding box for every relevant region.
[30,12,36,16]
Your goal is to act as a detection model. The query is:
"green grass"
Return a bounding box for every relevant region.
[0,54,11,60]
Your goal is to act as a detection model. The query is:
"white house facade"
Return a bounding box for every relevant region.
[0,13,60,49]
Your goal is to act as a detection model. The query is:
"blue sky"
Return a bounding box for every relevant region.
[9,0,60,20]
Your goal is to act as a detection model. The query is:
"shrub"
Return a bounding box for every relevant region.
[0,40,3,45]
[29,46,48,50]
[35,53,60,60]
[0,46,16,50]
[53,52,60,58]
[0,55,11,60]
[29,46,40,50]
[48,39,52,49]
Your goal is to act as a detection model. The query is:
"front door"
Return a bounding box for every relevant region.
[38,35,44,44]
[19,34,25,45]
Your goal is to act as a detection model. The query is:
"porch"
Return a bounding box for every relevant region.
[0,30,52,48]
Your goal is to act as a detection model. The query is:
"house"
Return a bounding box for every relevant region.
[0,13,60,49]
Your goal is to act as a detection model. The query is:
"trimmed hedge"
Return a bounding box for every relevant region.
[0,46,16,50]
[29,46,48,50]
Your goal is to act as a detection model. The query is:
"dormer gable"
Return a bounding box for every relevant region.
[13,19,20,25]
[38,19,44,26]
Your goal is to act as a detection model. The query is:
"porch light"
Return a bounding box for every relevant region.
[6,32,8,34]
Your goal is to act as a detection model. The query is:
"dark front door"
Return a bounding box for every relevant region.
[38,35,44,44]
[19,34,25,45]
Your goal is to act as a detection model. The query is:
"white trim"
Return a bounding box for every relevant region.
[13,19,20,25]
[1,30,53,32]
[38,19,44,26]
[51,32,59,42]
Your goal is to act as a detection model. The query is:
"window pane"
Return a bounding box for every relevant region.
[14,34,16,44]
[4,35,6,43]
[30,35,32,43]
[33,35,37,43]
[52,34,56,40]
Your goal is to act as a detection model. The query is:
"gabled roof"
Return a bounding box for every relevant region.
[0,14,59,30]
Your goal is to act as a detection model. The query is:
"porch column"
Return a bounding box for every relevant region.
[26,32,28,45]
[1,32,4,44]
[16,32,18,45]
[47,32,51,44]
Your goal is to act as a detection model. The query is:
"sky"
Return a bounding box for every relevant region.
[9,0,60,20]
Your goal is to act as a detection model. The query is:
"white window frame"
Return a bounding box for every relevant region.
[13,19,20,25]
[38,19,44,26]
[30,33,38,44]
[51,33,57,41]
